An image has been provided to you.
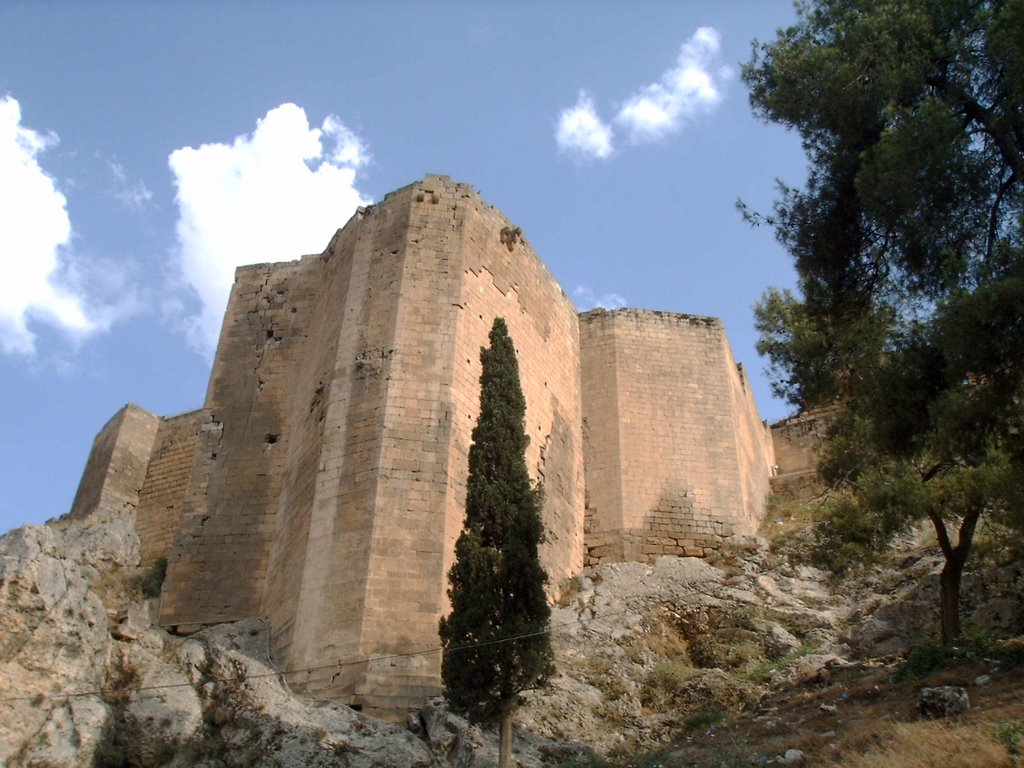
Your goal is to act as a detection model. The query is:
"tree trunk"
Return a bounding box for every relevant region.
[939,555,964,646]
[930,508,979,647]
[498,710,513,768]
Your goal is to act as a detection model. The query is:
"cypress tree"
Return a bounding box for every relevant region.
[439,317,553,768]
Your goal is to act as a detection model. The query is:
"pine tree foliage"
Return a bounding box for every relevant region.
[439,317,554,727]
[744,0,1024,644]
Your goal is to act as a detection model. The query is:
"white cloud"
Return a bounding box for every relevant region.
[169,103,371,356]
[321,115,370,167]
[109,160,153,210]
[556,91,614,160]
[574,285,627,311]
[616,27,730,143]
[555,28,731,158]
[0,95,96,354]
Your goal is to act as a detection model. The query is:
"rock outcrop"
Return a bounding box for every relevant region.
[2,514,1020,765]
[0,515,438,767]
[0,513,134,767]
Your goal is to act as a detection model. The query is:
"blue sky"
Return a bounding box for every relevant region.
[0,1,806,534]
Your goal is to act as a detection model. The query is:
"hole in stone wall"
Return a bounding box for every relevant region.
[265,434,279,445]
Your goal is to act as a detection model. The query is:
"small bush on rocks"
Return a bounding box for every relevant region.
[640,661,696,711]
[136,556,168,598]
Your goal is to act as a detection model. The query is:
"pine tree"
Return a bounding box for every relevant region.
[439,317,554,768]
[745,0,1024,644]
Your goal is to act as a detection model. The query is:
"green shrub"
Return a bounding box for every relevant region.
[810,496,886,574]
[689,637,727,669]
[895,638,949,680]
[679,708,723,734]
[639,661,695,711]
[994,720,1023,766]
[583,658,630,700]
[137,556,168,598]
[898,628,1024,682]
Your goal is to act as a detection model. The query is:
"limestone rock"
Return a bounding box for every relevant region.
[416,697,587,768]
[1,518,445,768]
[60,508,140,571]
[0,523,114,768]
[180,619,439,768]
[919,685,969,718]
[10,697,109,768]
[672,669,761,712]
[750,618,802,659]
[119,642,204,765]
[782,747,807,766]
[841,595,936,657]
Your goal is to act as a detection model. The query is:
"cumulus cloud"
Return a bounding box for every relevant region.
[0,95,96,354]
[616,27,729,143]
[556,91,614,161]
[573,285,627,311]
[555,27,730,157]
[169,102,371,356]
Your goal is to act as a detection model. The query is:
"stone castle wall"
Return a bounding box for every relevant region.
[70,404,161,522]
[72,175,779,717]
[158,176,584,715]
[769,408,834,499]
[135,410,203,566]
[580,310,773,564]
[158,258,316,630]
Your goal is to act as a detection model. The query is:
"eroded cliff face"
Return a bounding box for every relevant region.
[3,509,1021,767]
[0,513,441,767]
[0,515,126,766]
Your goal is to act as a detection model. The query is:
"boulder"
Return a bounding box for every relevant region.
[919,686,969,718]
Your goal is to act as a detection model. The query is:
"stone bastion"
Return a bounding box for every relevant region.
[69,174,816,717]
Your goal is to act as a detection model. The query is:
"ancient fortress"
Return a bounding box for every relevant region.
[70,175,818,717]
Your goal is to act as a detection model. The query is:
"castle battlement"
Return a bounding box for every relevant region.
[70,175,783,718]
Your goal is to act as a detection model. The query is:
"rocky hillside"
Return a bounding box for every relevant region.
[1,510,1021,767]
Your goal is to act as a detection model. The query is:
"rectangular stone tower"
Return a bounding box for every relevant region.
[68,174,778,719]
[157,175,585,716]
[579,309,773,564]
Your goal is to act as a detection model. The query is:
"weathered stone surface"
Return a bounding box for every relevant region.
[1,517,447,767]
[4,497,1022,765]
[120,640,204,765]
[750,618,803,659]
[919,685,970,718]
[0,522,114,768]
[416,697,588,768]
[518,553,849,751]
[782,747,807,766]
[580,310,774,567]
[177,619,439,768]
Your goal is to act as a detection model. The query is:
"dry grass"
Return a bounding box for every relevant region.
[657,652,1024,768]
[837,719,1016,767]
[624,609,691,664]
[757,494,820,542]
[581,657,631,700]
